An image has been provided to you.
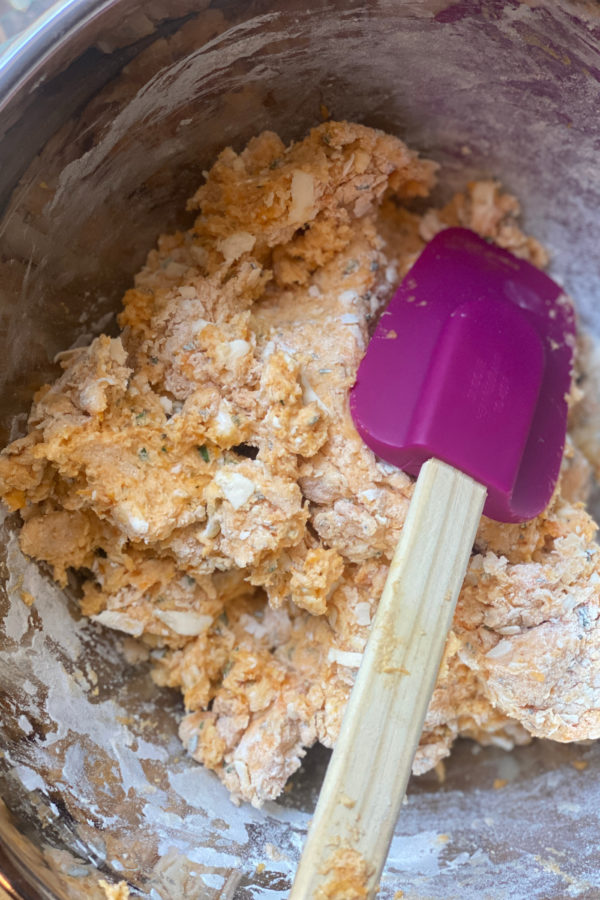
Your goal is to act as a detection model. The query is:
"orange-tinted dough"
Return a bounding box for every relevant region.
[2,121,600,807]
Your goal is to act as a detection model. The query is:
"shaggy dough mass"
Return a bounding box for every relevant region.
[3,121,600,807]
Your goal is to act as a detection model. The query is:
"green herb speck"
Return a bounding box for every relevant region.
[138,447,149,461]
[197,444,210,463]
[135,410,147,423]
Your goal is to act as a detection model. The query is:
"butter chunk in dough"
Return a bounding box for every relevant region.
[3,121,600,808]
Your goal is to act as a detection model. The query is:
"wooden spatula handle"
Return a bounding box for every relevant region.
[290,458,486,899]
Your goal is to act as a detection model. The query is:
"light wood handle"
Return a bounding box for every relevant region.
[290,458,486,899]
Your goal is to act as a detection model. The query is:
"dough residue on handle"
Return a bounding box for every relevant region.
[98,879,130,900]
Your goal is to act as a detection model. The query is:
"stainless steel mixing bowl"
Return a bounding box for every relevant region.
[1,1,600,897]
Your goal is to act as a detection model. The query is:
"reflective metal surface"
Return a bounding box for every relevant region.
[1,1,600,897]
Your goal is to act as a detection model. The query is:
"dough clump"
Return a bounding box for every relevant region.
[2,121,600,807]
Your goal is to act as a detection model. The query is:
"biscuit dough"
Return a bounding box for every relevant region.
[2,121,600,807]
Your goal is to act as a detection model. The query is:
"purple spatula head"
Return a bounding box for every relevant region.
[350,228,576,522]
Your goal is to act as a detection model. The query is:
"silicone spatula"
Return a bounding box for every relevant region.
[290,227,576,899]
